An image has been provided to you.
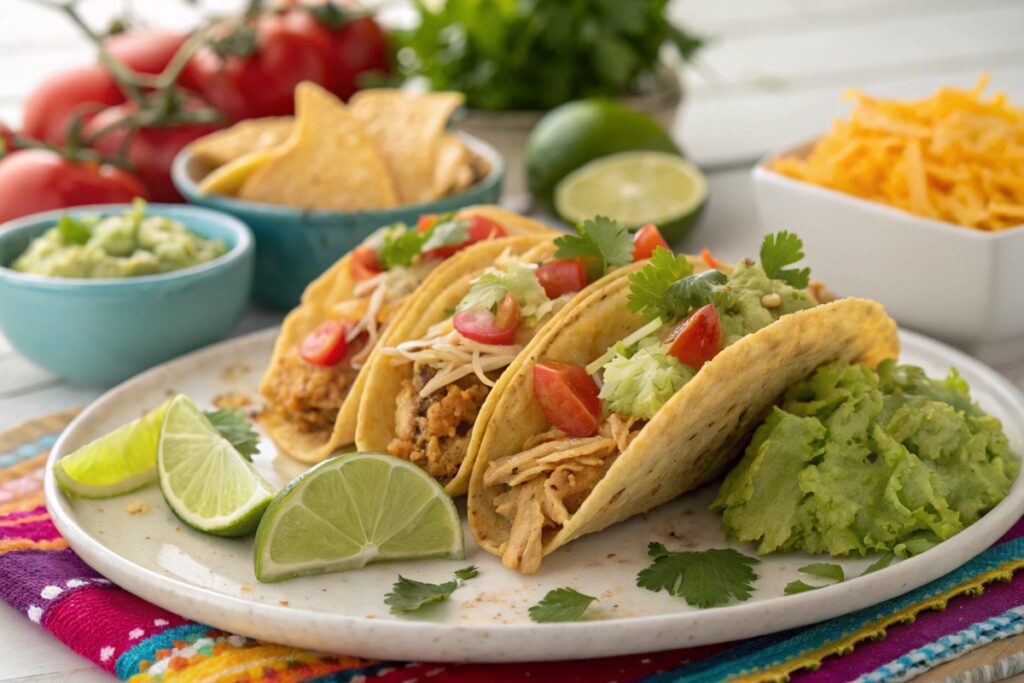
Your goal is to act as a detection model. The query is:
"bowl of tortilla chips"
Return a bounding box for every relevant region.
[172,82,503,309]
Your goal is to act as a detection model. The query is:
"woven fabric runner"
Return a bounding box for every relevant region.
[3,411,1024,683]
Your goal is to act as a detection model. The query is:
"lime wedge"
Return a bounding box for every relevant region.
[253,452,463,583]
[54,399,171,499]
[554,151,709,242]
[158,395,274,537]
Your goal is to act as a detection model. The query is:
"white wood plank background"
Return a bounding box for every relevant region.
[1,1,1023,680]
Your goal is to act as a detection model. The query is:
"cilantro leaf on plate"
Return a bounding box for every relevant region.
[554,216,634,280]
[759,231,810,288]
[626,247,694,321]
[636,542,759,608]
[528,587,598,623]
[205,409,259,461]
[784,580,819,595]
[378,226,428,270]
[861,552,896,576]
[783,562,846,594]
[57,215,91,246]
[385,566,479,614]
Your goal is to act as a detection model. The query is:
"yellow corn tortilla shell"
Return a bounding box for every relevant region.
[189,117,293,168]
[240,82,398,210]
[259,206,554,464]
[467,285,899,573]
[197,148,281,196]
[349,89,465,205]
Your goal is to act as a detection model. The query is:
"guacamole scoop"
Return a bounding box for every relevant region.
[11,200,226,279]
[714,360,1018,558]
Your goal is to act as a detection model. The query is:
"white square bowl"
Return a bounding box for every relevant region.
[752,141,1024,359]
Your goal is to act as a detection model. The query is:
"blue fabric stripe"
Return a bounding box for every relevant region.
[0,433,57,468]
[858,606,1024,683]
[643,537,1024,683]
[306,662,404,682]
[114,623,212,680]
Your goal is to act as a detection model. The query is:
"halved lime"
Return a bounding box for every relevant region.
[157,395,274,537]
[54,399,171,499]
[254,452,463,583]
[554,151,709,242]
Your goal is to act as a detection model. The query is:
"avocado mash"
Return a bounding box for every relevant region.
[717,261,816,345]
[713,360,1018,558]
[11,200,226,279]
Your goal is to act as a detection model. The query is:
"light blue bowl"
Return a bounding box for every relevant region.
[0,204,254,386]
[172,131,504,309]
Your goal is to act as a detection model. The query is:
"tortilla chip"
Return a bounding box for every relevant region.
[349,89,465,204]
[190,117,293,168]
[198,148,280,196]
[239,82,398,211]
[433,133,470,198]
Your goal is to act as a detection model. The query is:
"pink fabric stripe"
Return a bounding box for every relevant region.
[0,518,61,543]
[0,505,48,522]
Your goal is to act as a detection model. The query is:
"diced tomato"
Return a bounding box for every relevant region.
[700,247,723,270]
[535,259,588,298]
[300,321,349,366]
[416,213,439,233]
[632,224,670,261]
[494,293,522,331]
[349,246,381,281]
[420,214,508,260]
[453,308,519,345]
[532,361,602,437]
[665,304,722,370]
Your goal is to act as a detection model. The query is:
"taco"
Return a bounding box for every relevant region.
[467,233,900,574]
[355,220,684,495]
[259,206,553,464]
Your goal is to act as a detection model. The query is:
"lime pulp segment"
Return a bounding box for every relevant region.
[254,452,464,583]
[158,395,274,537]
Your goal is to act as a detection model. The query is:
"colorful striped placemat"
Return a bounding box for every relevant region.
[3,410,1024,682]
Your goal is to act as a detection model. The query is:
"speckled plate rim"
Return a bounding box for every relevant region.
[44,327,1024,663]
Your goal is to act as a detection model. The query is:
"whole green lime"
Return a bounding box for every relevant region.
[526,99,681,207]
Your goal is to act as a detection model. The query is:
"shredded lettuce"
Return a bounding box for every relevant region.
[456,261,550,319]
[599,338,694,419]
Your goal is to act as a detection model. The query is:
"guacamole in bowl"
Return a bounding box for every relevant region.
[11,199,227,279]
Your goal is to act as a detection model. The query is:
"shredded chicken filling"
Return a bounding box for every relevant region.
[487,414,644,574]
[387,363,491,482]
[264,351,362,433]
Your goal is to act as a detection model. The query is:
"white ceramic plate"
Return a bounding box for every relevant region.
[46,327,1024,663]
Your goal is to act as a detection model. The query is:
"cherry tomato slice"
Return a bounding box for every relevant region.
[535,259,588,298]
[532,361,601,437]
[701,247,723,270]
[349,246,381,281]
[665,304,722,370]
[453,308,518,345]
[420,214,508,260]
[632,224,670,261]
[300,321,349,366]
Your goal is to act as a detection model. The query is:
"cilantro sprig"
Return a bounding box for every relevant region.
[636,543,759,608]
[377,226,428,269]
[384,566,478,614]
[760,231,810,288]
[626,247,695,321]
[57,215,91,245]
[554,216,634,280]
[528,587,598,623]
[783,563,845,594]
[205,409,259,461]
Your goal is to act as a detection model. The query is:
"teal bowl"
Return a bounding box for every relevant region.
[0,204,254,386]
[171,131,504,309]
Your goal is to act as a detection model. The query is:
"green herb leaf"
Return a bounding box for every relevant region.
[784,580,819,595]
[637,543,759,608]
[664,269,729,317]
[421,214,469,252]
[454,565,479,580]
[554,216,634,280]
[528,587,598,623]
[57,215,91,246]
[759,231,810,288]
[385,566,478,614]
[205,409,259,461]
[799,562,845,582]
[861,552,896,576]
[378,227,428,270]
[384,576,458,613]
[626,247,695,321]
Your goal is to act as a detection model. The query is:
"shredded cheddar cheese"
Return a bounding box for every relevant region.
[771,75,1024,231]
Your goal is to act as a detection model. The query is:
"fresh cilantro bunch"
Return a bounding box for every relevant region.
[555,216,635,280]
[376,214,470,269]
[529,587,598,623]
[396,0,703,111]
[637,543,759,608]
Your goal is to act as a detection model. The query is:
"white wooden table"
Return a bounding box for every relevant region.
[2,1,1024,680]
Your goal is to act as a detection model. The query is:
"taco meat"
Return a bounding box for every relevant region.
[264,353,360,434]
[388,363,491,481]
[487,414,644,573]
